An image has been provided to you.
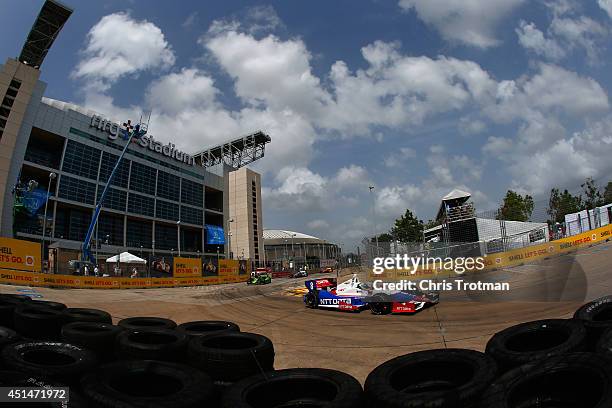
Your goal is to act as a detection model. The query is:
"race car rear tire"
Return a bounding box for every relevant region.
[222,368,363,408]
[365,348,497,408]
[80,360,213,408]
[304,292,318,309]
[177,321,240,339]
[118,316,177,330]
[485,318,586,372]
[1,341,97,385]
[188,332,274,382]
[370,303,391,315]
[481,353,612,407]
[574,296,612,349]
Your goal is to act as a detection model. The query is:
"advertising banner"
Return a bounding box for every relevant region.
[219,259,239,276]
[0,237,40,273]
[173,257,201,277]
[205,225,225,244]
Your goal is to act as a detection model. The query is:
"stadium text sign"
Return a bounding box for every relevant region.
[0,238,40,273]
[90,115,195,166]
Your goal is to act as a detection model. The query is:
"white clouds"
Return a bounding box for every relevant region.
[516,3,609,64]
[73,13,175,90]
[307,219,330,230]
[145,68,218,115]
[598,0,612,19]
[244,5,283,34]
[334,165,369,189]
[498,116,612,193]
[384,147,417,168]
[516,20,565,60]
[375,184,422,218]
[398,0,526,48]
[204,30,330,118]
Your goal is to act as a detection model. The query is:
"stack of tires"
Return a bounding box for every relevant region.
[0,294,366,407]
[361,295,612,407]
[3,293,612,407]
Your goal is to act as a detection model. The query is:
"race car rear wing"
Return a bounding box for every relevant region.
[305,278,337,290]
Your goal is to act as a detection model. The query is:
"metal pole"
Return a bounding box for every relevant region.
[41,172,56,272]
[369,185,379,257]
[177,221,181,257]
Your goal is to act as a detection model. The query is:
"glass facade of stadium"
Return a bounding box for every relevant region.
[3,92,229,274]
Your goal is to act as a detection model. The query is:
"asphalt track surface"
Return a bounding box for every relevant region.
[1,241,611,383]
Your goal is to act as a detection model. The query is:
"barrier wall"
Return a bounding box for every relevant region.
[1,224,609,289]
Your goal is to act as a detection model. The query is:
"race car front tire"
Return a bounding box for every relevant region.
[365,349,496,408]
[304,293,318,309]
[221,368,363,408]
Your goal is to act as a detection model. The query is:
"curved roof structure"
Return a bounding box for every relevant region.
[263,229,334,245]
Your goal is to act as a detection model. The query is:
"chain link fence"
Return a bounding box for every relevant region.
[362,187,612,265]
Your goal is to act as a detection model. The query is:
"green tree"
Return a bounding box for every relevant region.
[581,177,603,209]
[372,233,393,242]
[604,182,612,205]
[391,209,424,243]
[547,188,582,223]
[498,190,534,222]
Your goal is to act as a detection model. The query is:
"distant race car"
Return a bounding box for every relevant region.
[291,269,308,278]
[247,270,272,285]
[303,275,439,315]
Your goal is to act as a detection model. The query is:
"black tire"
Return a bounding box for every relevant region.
[365,349,496,408]
[116,329,188,362]
[118,316,176,330]
[1,341,97,385]
[0,370,87,407]
[62,308,112,324]
[222,368,363,408]
[14,305,64,340]
[176,321,240,339]
[0,326,20,349]
[485,319,586,372]
[304,292,318,309]
[481,353,612,407]
[30,300,67,311]
[80,360,213,408]
[574,296,612,349]
[61,322,123,360]
[0,294,31,301]
[370,302,392,315]
[0,295,29,328]
[188,332,274,382]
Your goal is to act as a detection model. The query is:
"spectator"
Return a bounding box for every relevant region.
[94,265,99,277]
[83,265,89,276]
[130,267,138,278]
[114,265,121,277]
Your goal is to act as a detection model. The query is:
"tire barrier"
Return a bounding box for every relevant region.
[485,319,586,372]
[0,298,610,406]
[118,316,177,331]
[188,332,275,382]
[116,329,189,362]
[30,299,67,311]
[365,349,496,408]
[574,295,612,350]
[0,294,29,328]
[61,322,123,361]
[176,320,240,338]
[222,368,364,408]
[61,307,113,324]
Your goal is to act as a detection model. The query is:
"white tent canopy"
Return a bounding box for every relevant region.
[105,252,146,264]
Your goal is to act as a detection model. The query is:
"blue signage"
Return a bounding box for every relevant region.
[206,225,225,245]
[23,188,50,215]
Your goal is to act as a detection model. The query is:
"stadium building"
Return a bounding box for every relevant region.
[263,229,341,271]
[0,0,271,274]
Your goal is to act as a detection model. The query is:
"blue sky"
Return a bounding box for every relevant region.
[3,0,612,250]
